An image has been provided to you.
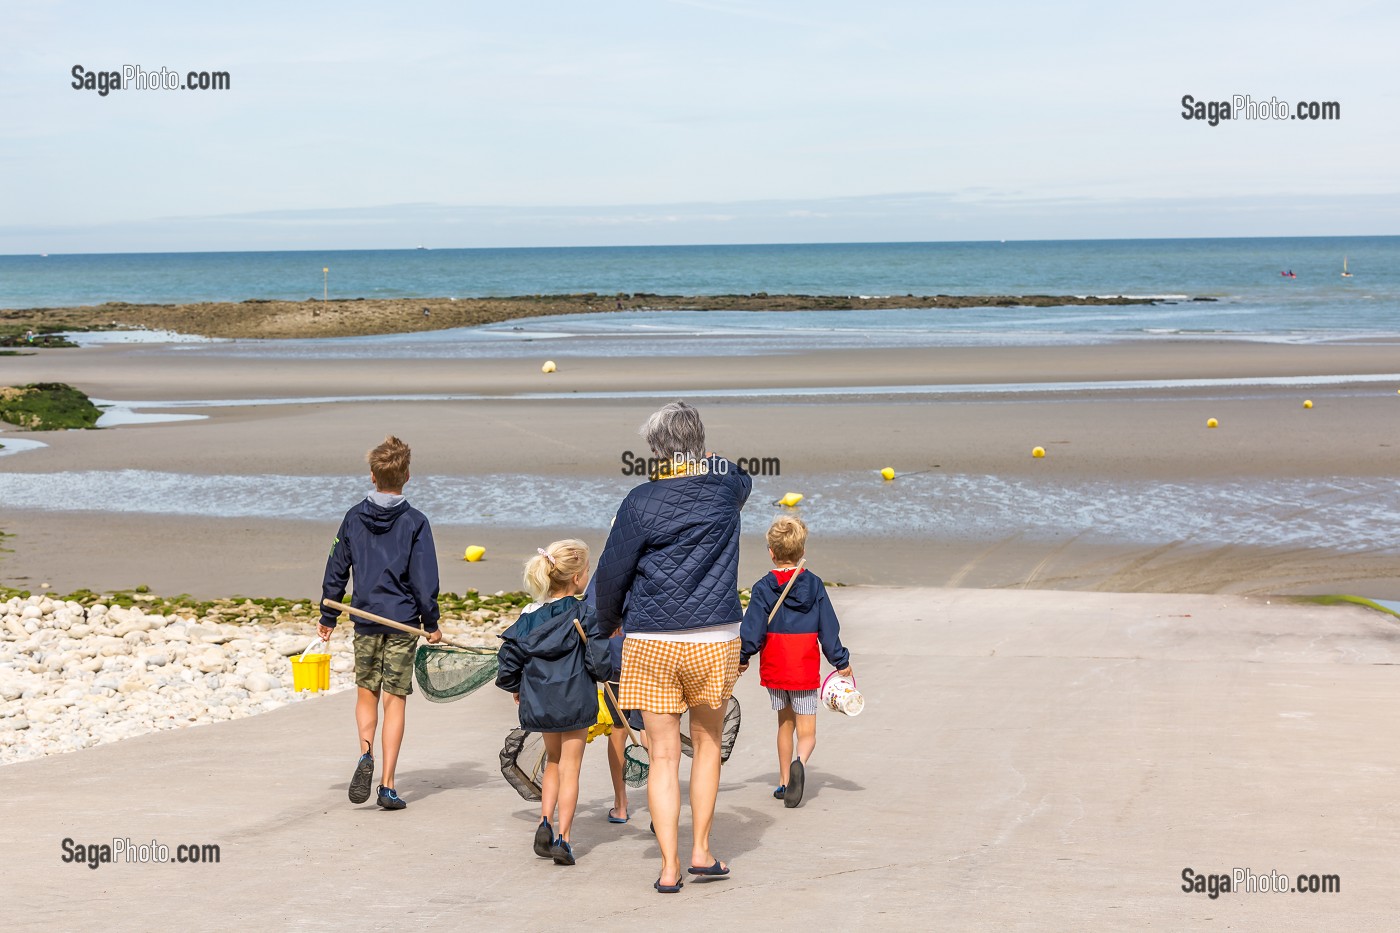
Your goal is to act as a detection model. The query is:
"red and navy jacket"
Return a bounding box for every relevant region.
[740,568,849,692]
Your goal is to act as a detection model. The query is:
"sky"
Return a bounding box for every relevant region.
[1,0,1396,252]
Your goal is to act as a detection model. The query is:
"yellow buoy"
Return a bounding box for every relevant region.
[463,545,486,562]
[541,360,557,373]
[1303,399,1313,409]
[1207,418,1218,428]
[880,467,896,481]
[1032,446,1045,458]
[778,492,804,507]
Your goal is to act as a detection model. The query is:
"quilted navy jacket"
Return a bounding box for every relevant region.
[594,456,752,635]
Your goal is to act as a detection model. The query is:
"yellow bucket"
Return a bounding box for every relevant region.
[290,639,331,693]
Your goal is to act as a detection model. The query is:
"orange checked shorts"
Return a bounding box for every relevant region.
[617,637,741,714]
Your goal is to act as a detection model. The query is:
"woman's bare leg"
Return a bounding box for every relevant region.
[642,711,683,886]
[688,701,727,871]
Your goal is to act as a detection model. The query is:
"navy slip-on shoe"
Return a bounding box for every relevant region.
[784,760,805,808]
[551,836,576,866]
[534,818,554,857]
[376,785,406,810]
[348,752,374,804]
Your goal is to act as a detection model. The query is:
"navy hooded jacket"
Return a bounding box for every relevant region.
[740,568,849,691]
[496,596,612,733]
[320,497,441,635]
[593,456,752,636]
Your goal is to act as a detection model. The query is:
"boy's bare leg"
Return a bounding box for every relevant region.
[687,702,727,871]
[795,712,817,764]
[355,687,379,756]
[541,732,562,825]
[642,711,683,887]
[380,692,406,789]
[776,706,796,785]
[555,730,587,842]
[607,729,628,819]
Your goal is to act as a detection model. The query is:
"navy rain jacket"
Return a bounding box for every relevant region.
[320,497,441,635]
[593,456,752,636]
[496,596,612,733]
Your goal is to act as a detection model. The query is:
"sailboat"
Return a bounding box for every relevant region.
[1341,256,1352,278]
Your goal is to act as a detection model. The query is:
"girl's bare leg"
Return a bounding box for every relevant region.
[540,732,562,825]
[555,730,587,841]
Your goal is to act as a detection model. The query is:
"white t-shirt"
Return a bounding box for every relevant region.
[626,622,741,644]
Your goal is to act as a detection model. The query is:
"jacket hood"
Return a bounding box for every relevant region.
[357,498,410,535]
[762,568,820,613]
[502,597,586,661]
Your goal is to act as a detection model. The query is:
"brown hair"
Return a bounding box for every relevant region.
[767,514,807,564]
[367,435,411,490]
[523,539,590,601]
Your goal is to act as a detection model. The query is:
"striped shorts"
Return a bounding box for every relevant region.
[768,687,820,715]
[618,637,741,715]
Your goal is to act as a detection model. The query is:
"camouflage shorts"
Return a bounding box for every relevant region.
[353,633,418,696]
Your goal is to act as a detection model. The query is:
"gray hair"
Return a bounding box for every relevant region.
[640,401,706,462]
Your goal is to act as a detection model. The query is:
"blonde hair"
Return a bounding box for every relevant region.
[767,515,807,564]
[523,539,590,601]
[368,435,411,490]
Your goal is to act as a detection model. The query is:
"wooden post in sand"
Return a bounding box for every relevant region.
[322,267,328,303]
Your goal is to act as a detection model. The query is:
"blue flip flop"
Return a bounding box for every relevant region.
[654,877,684,894]
[608,808,629,824]
[687,861,730,877]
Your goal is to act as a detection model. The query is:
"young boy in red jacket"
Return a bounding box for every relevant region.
[739,515,852,808]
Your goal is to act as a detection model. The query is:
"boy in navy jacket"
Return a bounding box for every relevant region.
[740,515,851,808]
[318,435,441,811]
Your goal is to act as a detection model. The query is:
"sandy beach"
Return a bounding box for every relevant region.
[3,336,1399,600]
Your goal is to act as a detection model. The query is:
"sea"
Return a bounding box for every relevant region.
[2,237,1398,354]
[4,237,1400,558]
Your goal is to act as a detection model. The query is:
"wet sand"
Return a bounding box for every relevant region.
[3,338,1400,599]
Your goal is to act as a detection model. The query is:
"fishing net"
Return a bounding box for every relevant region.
[679,696,742,763]
[413,644,499,703]
[500,728,548,801]
[623,741,650,788]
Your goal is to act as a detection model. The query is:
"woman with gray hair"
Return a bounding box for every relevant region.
[594,401,752,892]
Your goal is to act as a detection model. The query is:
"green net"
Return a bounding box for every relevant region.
[500,729,547,800]
[679,696,742,763]
[413,644,499,703]
[623,742,650,788]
